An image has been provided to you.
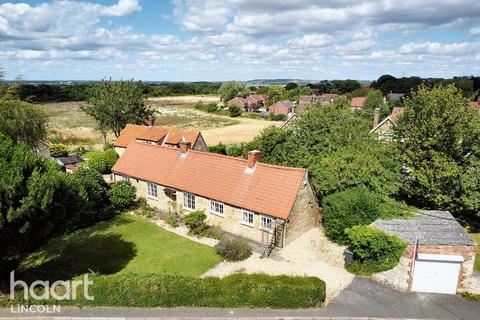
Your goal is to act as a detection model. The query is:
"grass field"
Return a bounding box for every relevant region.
[18,213,221,281]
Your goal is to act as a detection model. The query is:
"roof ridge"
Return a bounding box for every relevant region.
[130,142,306,172]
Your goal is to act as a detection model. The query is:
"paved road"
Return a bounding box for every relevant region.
[1,278,479,319]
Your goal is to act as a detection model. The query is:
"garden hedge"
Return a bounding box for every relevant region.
[4,273,326,308]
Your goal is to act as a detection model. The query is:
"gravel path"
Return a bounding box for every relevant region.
[203,228,355,301]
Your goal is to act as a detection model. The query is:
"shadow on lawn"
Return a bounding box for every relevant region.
[16,217,137,284]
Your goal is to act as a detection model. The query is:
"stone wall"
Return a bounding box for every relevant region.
[284,173,320,245]
[372,256,412,292]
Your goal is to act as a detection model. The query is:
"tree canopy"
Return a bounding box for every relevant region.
[394,84,480,218]
[218,81,249,102]
[0,97,47,147]
[82,79,154,138]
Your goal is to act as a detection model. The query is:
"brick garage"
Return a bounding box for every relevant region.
[372,211,478,295]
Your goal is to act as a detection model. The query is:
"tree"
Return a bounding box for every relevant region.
[394,84,480,218]
[108,181,136,210]
[218,81,249,102]
[83,79,154,138]
[248,102,403,199]
[285,82,298,90]
[228,104,242,117]
[0,97,47,147]
[362,90,389,119]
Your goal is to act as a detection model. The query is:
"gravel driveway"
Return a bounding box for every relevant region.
[203,228,354,301]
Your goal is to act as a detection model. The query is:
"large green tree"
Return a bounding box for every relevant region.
[83,79,154,138]
[249,102,403,199]
[394,84,480,218]
[0,97,47,147]
[218,81,249,102]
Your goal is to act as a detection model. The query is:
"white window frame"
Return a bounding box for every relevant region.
[210,200,224,217]
[147,182,158,199]
[184,192,196,211]
[242,210,254,227]
[261,216,273,231]
[123,175,130,182]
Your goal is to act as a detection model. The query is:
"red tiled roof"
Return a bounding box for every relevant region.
[114,124,200,148]
[351,97,366,107]
[112,142,306,219]
[390,107,405,122]
[469,101,480,109]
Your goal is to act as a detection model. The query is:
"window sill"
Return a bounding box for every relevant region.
[147,196,158,201]
[184,207,195,212]
[241,222,254,228]
[260,227,273,233]
[209,211,224,218]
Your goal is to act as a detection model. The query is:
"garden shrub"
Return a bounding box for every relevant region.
[166,215,179,227]
[228,105,242,117]
[196,227,224,240]
[345,225,407,275]
[322,186,383,244]
[108,181,137,210]
[184,210,207,233]
[215,239,252,261]
[50,273,326,308]
[103,149,119,169]
[274,114,287,121]
[88,155,107,174]
[208,143,227,155]
[49,143,69,157]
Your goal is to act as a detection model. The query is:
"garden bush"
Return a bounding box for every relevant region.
[88,155,107,174]
[215,239,252,261]
[209,143,227,155]
[49,143,69,157]
[88,149,118,174]
[184,210,207,232]
[322,186,384,244]
[228,104,242,117]
[166,215,179,227]
[103,149,119,169]
[50,273,326,308]
[345,225,407,275]
[108,181,137,210]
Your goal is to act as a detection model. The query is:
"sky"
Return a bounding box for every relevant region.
[1,0,480,81]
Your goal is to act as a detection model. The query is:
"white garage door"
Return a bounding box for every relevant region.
[411,254,463,294]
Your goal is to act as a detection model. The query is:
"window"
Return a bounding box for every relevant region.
[147,182,158,198]
[184,193,196,210]
[261,216,273,230]
[210,200,224,216]
[242,210,254,227]
[123,176,130,182]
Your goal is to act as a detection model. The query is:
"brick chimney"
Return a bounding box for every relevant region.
[373,107,380,127]
[179,140,191,153]
[247,150,262,168]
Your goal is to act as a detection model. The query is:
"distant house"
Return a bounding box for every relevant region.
[350,97,366,109]
[318,93,339,104]
[112,142,320,250]
[370,107,405,140]
[387,92,405,101]
[114,124,208,157]
[268,100,295,116]
[54,155,84,174]
[227,97,247,109]
[372,210,477,295]
[244,94,269,112]
[297,95,318,111]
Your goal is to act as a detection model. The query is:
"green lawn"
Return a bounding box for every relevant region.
[471,233,480,272]
[19,213,221,281]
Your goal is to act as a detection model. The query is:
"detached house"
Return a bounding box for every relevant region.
[227,95,269,112]
[268,100,295,116]
[112,141,320,248]
[350,97,366,109]
[114,124,208,157]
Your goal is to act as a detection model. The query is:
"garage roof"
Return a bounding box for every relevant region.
[372,210,476,246]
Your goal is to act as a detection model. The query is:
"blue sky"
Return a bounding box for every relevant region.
[1,0,480,81]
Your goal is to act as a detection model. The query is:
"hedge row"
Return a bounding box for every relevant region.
[4,273,325,309]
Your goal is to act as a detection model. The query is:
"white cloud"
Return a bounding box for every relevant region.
[470,26,480,35]
[101,0,141,17]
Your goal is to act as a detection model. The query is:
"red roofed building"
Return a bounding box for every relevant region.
[268,100,295,116]
[114,124,208,157]
[351,97,366,109]
[227,97,247,109]
[112,141,320,248]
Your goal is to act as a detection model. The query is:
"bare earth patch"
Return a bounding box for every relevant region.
[202,228,355,302]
